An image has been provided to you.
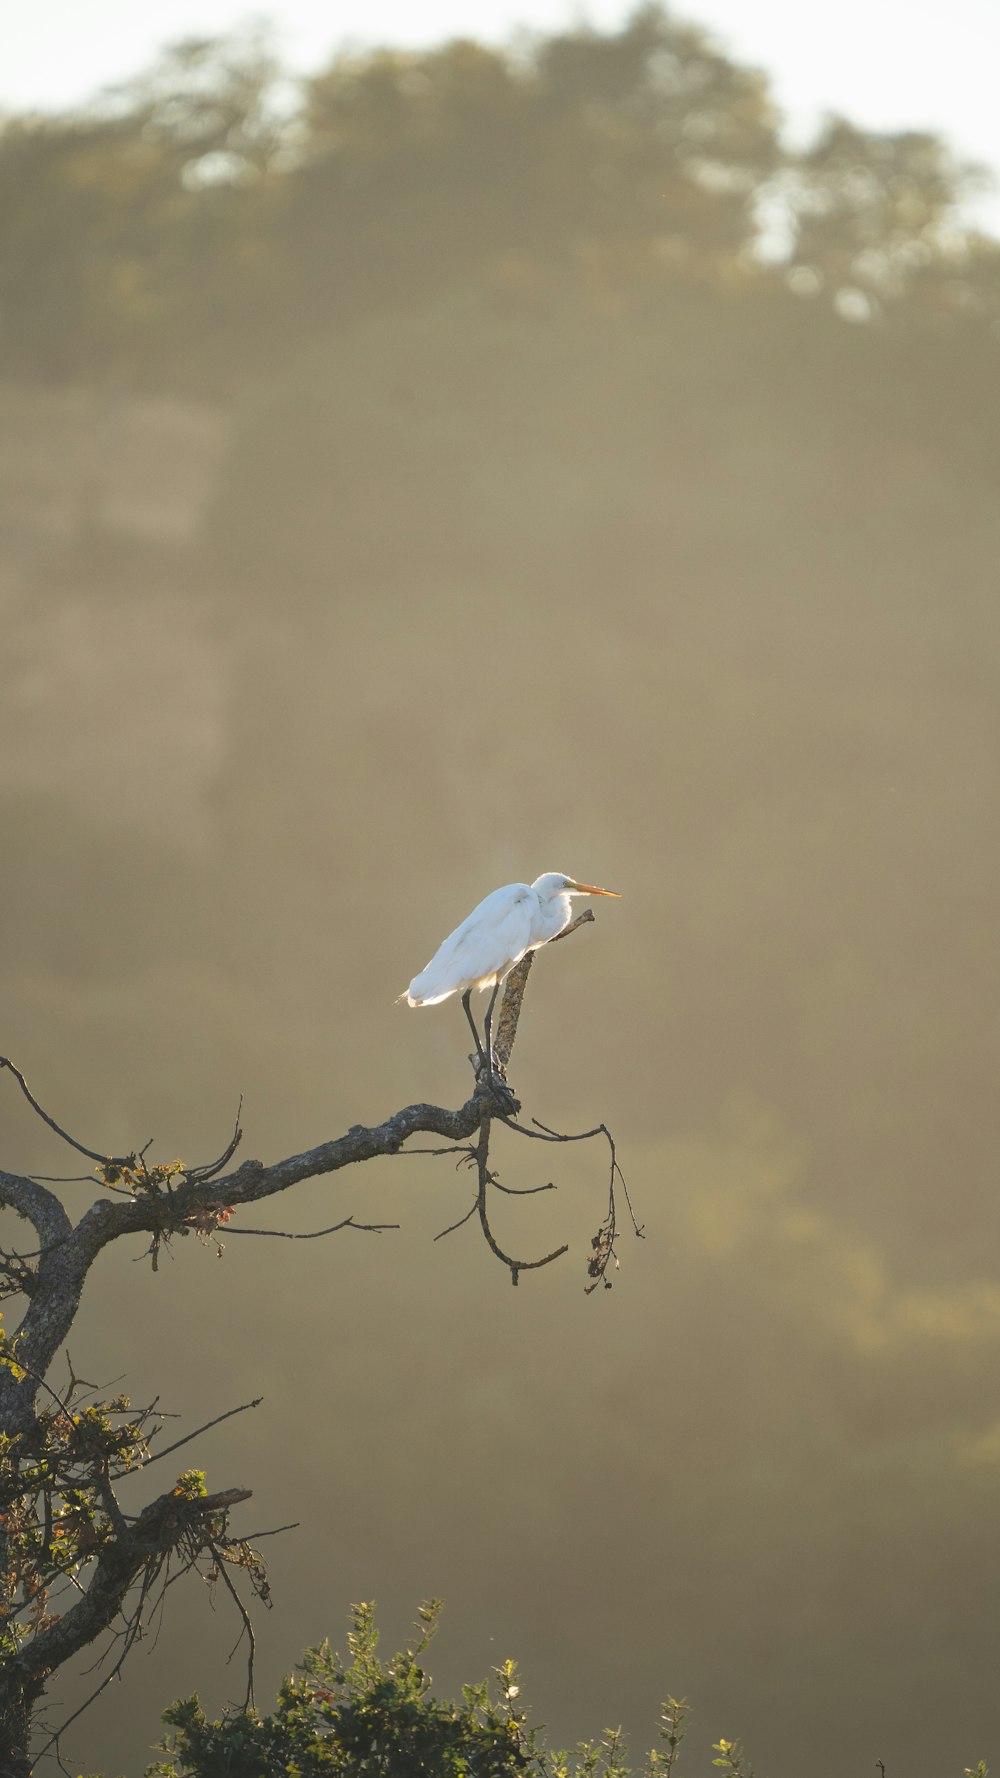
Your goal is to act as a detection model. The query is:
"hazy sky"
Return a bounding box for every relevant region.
[4,0,999,235]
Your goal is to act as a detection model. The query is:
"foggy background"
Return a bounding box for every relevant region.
[2,3,1000,1771]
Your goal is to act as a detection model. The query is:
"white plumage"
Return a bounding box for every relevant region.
[403,871,619,1086]
[404,872,619,1007]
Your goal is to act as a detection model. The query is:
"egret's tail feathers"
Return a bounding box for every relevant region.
[403,970,456,1007]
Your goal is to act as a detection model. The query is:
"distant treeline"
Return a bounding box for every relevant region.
[1,4,998,388]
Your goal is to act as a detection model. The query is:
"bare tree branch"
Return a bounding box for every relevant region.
[0,1058,132,1171]
[0,901,631,1769]
[137,1398,264,1472]
[4,1092,490,1393]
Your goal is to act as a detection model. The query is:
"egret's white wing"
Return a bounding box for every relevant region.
[406,883,534,1004]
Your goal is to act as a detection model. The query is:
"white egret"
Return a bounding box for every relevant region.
[404,872,620,1082]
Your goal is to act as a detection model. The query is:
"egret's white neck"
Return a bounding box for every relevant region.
[534,888,573,944]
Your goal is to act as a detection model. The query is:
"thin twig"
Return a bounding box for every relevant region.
[224,1520,299,1542]
[208,1539,257,1710]
[64,1349,99,1399]
[137,1398,263,1471]
[0,1056,133,1169]
[506,1117,607,1144]
[491,1178,555,1196]
[227,1216,398,1239]
[185,1097,244,1185]
[27,1174,101,1185]
[36,1561,160,1759]
[433,1201,478,1242]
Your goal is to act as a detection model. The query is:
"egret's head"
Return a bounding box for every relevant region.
[533,872,621,901]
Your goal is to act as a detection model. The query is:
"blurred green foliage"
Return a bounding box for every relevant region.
[1,6,997,390]
[144,1602,701,1778]
[146,1601,544,1776]
[131,1601,980,1778]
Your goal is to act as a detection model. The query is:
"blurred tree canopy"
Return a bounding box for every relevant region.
[1,5,997,390]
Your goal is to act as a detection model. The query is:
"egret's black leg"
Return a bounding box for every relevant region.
[483,979,502,1078]
[461,989,486,1066]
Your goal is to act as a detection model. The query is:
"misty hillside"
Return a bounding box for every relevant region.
[1,10,1000,1775]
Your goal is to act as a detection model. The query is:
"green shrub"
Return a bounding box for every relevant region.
[143,1600,693,1778]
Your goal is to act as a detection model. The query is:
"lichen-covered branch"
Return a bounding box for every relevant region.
[0,1172,71,1252]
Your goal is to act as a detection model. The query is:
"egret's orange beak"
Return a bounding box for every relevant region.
[566,881,621,897]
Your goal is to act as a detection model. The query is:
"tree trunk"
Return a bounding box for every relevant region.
[0,1673,36,1778]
